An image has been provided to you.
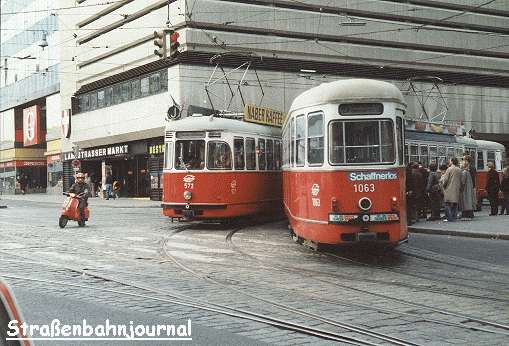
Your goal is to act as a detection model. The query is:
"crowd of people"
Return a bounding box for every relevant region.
[406,154,509,224]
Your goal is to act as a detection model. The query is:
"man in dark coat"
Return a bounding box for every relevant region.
[411,163,425,221]
[69,172,90,221]
[486,161,500,216]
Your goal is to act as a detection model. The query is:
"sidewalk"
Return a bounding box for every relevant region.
[408,209,509,240]
[0,193,161,208]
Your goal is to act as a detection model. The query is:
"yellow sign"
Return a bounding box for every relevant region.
[149,144,165,155]
[243,104,285,127]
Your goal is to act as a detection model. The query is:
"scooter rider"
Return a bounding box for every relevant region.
[69,172,90,221]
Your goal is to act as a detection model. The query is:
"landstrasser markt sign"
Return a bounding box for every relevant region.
[63,144,129,161]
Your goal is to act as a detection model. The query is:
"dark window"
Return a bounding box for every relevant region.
[290,118,295,166]
[477,151,485,170]
[113,85,122,104]
[175,140,205,170]
[266,139,274,170]
[296,115,305,166]
[160,69,168,91]
[79,94,89,112]
[141,77,149,97]
[131,79,141,99]
[258,138,266,170]
[207,141,232,170]
[396,117,404,165]
[149,73,160,94]
[89,92,97,110]
[246,138,256,170]
[122,82,131,102]
[97,90,105,108]
[307,112,324,165]
[234,138,245,170]
[105,87,113,106]
[274,140,281,170]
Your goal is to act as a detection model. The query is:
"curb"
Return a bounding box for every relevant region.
[408,227,509,240]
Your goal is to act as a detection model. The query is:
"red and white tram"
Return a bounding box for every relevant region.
[282,79,408,246]
[162,114,282,220]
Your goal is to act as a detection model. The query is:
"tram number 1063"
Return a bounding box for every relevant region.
[353,183,375,193]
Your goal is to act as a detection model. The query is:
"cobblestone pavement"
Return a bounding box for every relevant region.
[0,199,508,345]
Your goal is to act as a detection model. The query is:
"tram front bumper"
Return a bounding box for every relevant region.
[328,212,400,224]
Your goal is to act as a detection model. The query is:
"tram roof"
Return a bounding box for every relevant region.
[166,115,282,136]
[475,139,505,151]
[289,79,406,113]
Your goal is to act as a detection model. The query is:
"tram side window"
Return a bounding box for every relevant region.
[396,117,404,165]
[308,112,324,165]
[258,138,266,170]
[164,142,173,169]
[420,145,429,166]
[207,141,232,170]
[487,151,496,164]
[438,146,447,165]
[175,140,205,170]
[296,115,306,166]
[447,147,455,159]
[234,138,245,170]
[274,140,282,170]
[246,138,256,170]
[410,144,419,163]
[282,128,288,166]
[267,139,274,170]
[290,118,295,166]
[477,151,485,170]
[429,146,438,165]
[380,121,395,162]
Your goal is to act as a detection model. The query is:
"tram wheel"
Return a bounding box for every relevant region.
[78,220,86,227]
[58,216,68,228]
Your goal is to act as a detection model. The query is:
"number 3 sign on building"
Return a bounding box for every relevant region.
[23,105,41,146]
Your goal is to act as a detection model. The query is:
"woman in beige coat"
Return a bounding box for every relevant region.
[440,157,462,221]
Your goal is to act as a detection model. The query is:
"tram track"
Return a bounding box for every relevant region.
[160,224,420,346]
[224,227,509,337]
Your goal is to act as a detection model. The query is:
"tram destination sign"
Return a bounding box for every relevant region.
[244,104,286,127]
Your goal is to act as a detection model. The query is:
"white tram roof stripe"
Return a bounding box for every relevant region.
[289,79,406,115]
[166,115,281,137]
[475,140,506,151]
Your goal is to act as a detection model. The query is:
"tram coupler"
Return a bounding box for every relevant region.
[302,239,319,251]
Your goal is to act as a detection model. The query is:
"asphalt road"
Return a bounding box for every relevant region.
[409,233,509,266]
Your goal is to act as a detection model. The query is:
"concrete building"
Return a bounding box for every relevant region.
[0,0,61,194]
[57,0,509,197]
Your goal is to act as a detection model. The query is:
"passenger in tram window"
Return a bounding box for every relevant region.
[486,161,501,216]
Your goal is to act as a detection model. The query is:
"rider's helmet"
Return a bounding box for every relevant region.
[76,172,86,181]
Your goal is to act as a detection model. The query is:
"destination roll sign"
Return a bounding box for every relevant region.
[244,104,286,128]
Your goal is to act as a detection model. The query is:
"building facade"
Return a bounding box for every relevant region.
[57,0,509,197]
[0,0,61,194]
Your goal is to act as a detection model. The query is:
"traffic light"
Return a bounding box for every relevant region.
[153,30,166,58]
[169,30,180,58]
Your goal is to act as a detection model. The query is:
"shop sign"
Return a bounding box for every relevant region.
[61,109,71,138]
[23,105,42,146]
[243,104,286,128]
[149,144,165,155]
[46,154,61,164]
[0,161,15,169]
[63,144,129,161]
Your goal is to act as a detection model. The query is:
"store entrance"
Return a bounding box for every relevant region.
[107,155,149,197]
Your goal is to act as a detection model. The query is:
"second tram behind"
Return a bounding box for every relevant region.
[162,115,283,220]
[282,79,408,246]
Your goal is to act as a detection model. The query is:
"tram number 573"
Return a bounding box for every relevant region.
[353,183,375,193]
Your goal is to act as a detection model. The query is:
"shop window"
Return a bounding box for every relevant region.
[246,137,256,170]
[307,112,324,165]
[274,140,282,170]
[141,77,150,97]
[97,90,105,108]
[132,79,141,99]
[160,69,168,91]
[175,140,205,170]
[164,142,173,169]
[267,139,274,170]
[149,73,160,94]
[113,85,122,104]
[258,138,266,170]
[122,82,131,102]
[234,138,245,170]
[207,141,232,170]
[296,115,305,166]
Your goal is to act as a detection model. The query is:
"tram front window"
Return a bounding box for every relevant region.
[175,140,205,170]
[329,120,395,164]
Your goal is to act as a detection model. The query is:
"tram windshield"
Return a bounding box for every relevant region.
[207,141,232,170]
[175,140,205,170]
[330,120,395,164]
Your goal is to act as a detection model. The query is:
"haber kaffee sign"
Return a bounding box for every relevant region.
[23,105,42,146]
[243,104,286,127]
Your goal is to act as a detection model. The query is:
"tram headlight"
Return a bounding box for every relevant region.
[183,190,192,201]
[358,197,372,211]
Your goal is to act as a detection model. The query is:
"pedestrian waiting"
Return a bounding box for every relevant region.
[486,161,501,216]
[459,159,476,220]
[426,162,443,221]
[440,157,462,222]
